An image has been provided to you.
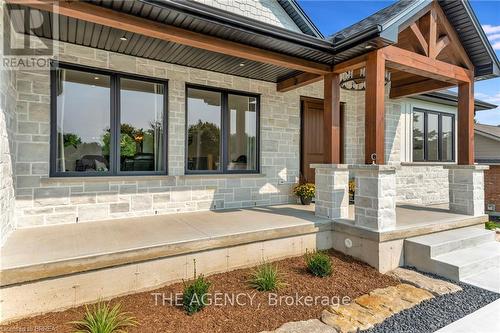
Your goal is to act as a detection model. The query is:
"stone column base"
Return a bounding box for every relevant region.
[444,165,489,216]
[350,165,398,231]
[311,164,349,219]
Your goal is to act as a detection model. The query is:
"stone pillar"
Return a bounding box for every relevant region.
[444,165,489,216]
[351,165,397,231]
[311,164,349,219]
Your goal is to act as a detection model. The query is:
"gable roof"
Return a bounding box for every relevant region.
[328,0,500,80]
[277,0,324,38]
[475,123,500,142]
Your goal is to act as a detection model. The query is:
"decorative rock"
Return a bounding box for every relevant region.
[388,268,462,296]
[321,310,358,333]
[354,294,393,319]
[393,283,434,304]
[321,284,435,332]
[260,319,339,333]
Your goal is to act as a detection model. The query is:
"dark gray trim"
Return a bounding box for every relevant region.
[49,61,169,177]
[144,0,332,51]
[413,91,498,111]
[184,83,261,175]
[412,107,455,163]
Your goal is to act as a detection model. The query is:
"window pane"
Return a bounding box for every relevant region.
[228,94,257,171]
[442,115,453,161]
[187,88,221,171]
[413,111,425,161]
[427,113,439,161]
[120,78,165,172]
[55,68,110,173]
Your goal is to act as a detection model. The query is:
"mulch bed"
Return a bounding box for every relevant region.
[0,250,398,333]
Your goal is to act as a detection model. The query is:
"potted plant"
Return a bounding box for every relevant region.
[293,183,315,205]
[349,179,356,203]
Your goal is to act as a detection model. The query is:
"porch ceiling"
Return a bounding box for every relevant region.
[7,0,335,83]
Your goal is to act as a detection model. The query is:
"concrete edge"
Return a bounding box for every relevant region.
[332,215,488,243]
[0,220,333,286]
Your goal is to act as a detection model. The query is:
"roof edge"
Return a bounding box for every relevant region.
[278,0,324,38]
[144,0,333,51]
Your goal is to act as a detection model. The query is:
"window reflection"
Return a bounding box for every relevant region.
[120,78,164,172]
[187,88,221,171]
[56,68,111,173]
[442,115,453,161]
[412,111,424,161]
[228,94,257,171]
[427,113,439,161]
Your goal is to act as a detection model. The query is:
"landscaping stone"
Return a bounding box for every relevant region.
[321,284,434,333]
[261,319,338,333]
[388,267,462,296]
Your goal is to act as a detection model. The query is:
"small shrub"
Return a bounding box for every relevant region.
[485,221,498,230]
[293,183,315,199]
[183,275,211,315]
[304,251,333,277]
[248,262,287,291]
[70,301,137,333]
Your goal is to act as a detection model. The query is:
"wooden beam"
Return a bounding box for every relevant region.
[323,73,341,164]
[7,0,332,75]
[382,45,471,83]
[333,53,367,74]
[435,35,450,58]
[390,79,454,98]
[364,50,385,164]
[457,79,475,164]
[432,2,474,70]
[277,73,321,92]
[428,9,437,58]
[409,22,428,56]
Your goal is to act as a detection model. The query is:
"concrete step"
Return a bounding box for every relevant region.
[405,226,496,257]
[432,242,500,280]
[462,266,500,293]
[405,226,500,282]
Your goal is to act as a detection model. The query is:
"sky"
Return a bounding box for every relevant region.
[298,0,500,126]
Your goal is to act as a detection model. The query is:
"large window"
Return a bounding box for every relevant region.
[51,62,167,176]
[412,108,455,162]
[186,85,259,173]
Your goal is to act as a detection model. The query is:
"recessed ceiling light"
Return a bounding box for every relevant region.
[239,63,245,67]
[365,45,373,49]
[94,76,99,80]
[119,36,128,41]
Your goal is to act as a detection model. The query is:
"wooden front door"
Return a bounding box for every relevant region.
[300,97,343,183]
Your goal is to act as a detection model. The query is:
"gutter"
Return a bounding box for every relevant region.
[331,25,383,54]
[143,0,334,53]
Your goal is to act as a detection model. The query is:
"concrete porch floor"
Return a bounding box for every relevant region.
[0,203,487,286]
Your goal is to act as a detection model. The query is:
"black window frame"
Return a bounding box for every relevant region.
[50,60,169,177]
[185,84,260,175]
[412,107,455,163]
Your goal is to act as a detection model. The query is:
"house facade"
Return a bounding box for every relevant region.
[475,123,500,216]
[1,0,500,321]
[2,0,497,245]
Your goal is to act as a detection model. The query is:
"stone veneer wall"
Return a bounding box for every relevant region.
[396,165,450,205]
[193,0,302,33]
[0,4,17,245]
[7,38,456,228]
[12,38,339,228]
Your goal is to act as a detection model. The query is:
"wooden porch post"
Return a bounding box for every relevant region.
[323,73,341,164]
[364,50,385,164]
[457,79,475,164]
